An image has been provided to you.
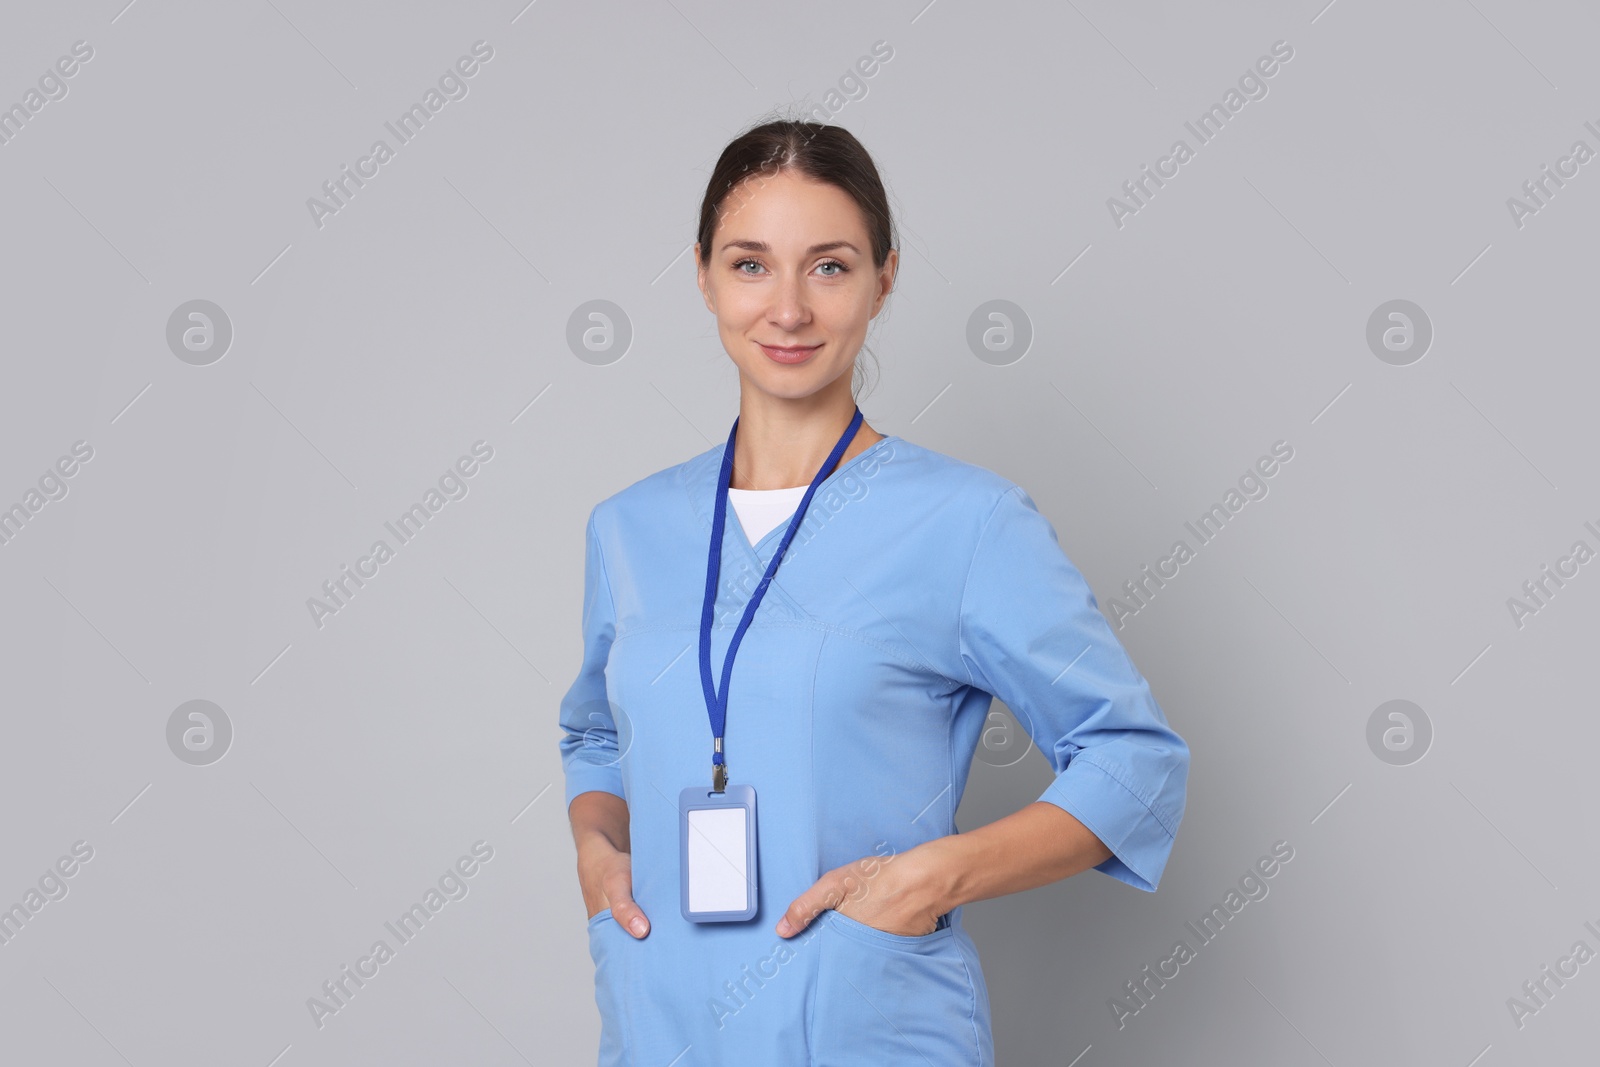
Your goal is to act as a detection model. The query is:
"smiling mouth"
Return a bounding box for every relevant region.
[758,343,822,364]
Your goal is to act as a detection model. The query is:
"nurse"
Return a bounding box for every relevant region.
[559,118,1190,1066]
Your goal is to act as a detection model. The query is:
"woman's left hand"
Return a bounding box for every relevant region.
[775,843,950,938]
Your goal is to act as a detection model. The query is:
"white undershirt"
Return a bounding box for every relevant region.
[728,485,809,545]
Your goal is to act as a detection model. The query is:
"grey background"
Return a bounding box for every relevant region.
[2,0,1596,1064]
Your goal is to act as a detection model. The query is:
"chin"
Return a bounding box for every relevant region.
[746,361,846,395]
[750,380,826,402]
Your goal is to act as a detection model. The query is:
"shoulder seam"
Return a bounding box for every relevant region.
[954,484,1025,690]
[587,507,618,627]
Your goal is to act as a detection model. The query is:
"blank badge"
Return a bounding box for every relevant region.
[678,784,758,922]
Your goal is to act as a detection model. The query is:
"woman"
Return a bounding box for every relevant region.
[559,119,1189,1066]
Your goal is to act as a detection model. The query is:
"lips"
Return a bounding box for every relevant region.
[759,343,821,365]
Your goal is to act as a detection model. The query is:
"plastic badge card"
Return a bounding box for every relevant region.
[678,784,758,922]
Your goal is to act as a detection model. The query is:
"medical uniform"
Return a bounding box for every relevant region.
[559,432,1190,1066]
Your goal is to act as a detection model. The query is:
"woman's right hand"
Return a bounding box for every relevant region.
[580,838,650,937]
[570,790,650,939]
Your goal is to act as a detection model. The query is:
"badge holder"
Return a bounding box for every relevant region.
[679,784,758,922]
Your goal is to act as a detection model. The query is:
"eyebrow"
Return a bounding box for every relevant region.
[718,239,861,256]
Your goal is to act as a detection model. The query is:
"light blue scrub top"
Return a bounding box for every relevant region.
[559,433,1190,1067]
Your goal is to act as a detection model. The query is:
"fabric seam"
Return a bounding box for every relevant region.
[953,934,985,1065]
[590,510,619,635]
[946,683,958,846]
[610,617,964,686]
[1073,751,1181,839]
[805,630,826,1063]
[681,433,899,536]
[955,485,1024,690]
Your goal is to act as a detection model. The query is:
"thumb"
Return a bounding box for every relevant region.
[776,890,831,938]
[609,891,650,938]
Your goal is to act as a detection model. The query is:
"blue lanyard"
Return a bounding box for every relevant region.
[699,406,864,791]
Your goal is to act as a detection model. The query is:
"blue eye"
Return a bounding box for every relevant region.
[728,258,850,277]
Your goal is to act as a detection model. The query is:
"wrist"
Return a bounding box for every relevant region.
[575,829,624,881]
[905,835,970,916]
[574,823,628,858]
[575,833,627,916]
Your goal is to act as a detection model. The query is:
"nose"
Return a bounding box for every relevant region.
[767,272,810,333]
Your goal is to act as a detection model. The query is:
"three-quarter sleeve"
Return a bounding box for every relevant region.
[557,508,628,812]
[958,485,1189,892]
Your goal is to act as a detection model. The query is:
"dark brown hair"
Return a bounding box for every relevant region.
[696,116,896,401]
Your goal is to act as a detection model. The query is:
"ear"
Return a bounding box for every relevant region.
[869,248,898,318]
[695,244,715,312]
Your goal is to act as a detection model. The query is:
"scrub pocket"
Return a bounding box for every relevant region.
[813,910,984,1066]
[586,908,630,1067]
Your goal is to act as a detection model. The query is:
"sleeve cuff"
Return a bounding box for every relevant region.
[562,761,627,812]
[1037,757,1177,893]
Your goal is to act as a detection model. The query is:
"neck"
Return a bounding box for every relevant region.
[729,388,882,490]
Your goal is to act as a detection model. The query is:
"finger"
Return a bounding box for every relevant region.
[776,888,835,937]
[608,889,650,938]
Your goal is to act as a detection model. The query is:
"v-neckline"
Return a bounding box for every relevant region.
[691,434,900,568]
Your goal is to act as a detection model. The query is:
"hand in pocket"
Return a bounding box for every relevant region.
[580,838,651,938]
[776,846,941,939]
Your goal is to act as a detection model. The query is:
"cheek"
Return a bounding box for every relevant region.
[706,302,746,339]
[712,283,763,320]
[823,291,873,334]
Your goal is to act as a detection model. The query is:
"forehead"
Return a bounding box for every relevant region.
[715,170,867,246]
